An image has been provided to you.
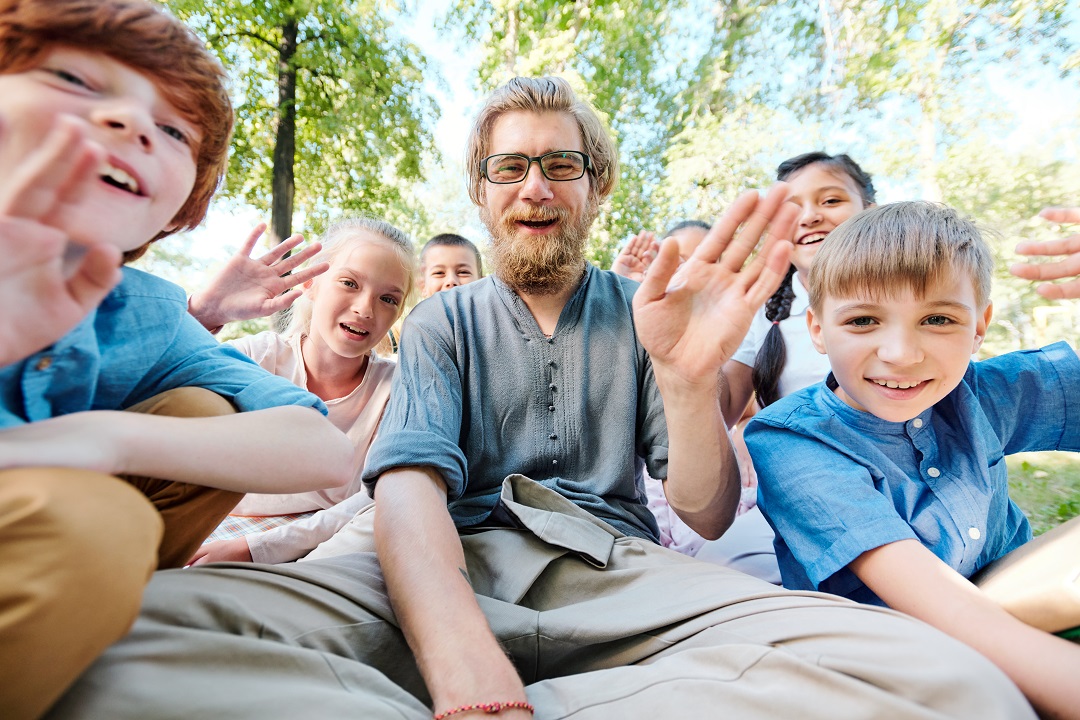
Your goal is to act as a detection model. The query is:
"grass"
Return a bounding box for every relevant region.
[1007,451,1080,536]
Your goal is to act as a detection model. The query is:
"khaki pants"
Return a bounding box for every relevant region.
[0,388,244,720]
[50,476,1033,720]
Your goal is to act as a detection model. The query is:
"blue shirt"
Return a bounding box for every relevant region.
[0,267,324,427]
[363,265,669,540]
[746,342,1080,605]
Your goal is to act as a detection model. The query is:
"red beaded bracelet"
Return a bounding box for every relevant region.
[432,700,535,719]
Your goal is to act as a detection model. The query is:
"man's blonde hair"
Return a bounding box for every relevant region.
[464,76,618,206]
[808,202,993,312]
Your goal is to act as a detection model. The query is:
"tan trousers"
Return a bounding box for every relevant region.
[0,388,243,720]
[48,476,1034,720]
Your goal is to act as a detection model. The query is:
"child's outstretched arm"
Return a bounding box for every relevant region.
[0,404,353,495]
[851,539,1080,720]
[1010,207,1080,300]
[187,223,330,332]
[0,118,122,365]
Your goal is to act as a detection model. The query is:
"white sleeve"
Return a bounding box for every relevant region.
[246,490,375,564]
[730,307,770,368]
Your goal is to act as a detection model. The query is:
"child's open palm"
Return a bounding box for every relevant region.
[0,117,121,366]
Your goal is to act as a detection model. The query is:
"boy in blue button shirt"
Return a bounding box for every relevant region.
[746,200,1080,718]
[0,1,353,717]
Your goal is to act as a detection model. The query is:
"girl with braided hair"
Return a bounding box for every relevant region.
[696,152,876,581]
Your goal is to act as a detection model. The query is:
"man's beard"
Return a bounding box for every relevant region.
[481,197,599,296]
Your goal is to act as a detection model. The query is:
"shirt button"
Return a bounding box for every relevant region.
[548,405,555,411]
[968,527,981,540]
[552,459,558,466]
[549,384,556,391]
[912,418,923,429]
[549,433,558,440]
[927,467,941,478]
[548,360,556,367]
[547,338,554,344]
[35,357,53,371]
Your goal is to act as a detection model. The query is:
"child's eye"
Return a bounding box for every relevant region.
[822,197,843,206]
[381,295,399,306]
[459,270,473,276]
[48,68,92,89]
[430,271,445,278]
[924,315,952,326]
[340,279,358,289]
[846,316,877,327]
[158,123,190,145]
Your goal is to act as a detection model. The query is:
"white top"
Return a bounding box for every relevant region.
[228,331,395,515]
[729,274,831,397]
[221,332,395,564]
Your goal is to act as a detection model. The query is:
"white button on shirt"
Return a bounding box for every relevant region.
[968,527,982,540]
[912,418,924,428]
[927,467,941,478]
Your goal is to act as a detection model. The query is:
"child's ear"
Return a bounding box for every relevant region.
[972,301,993,353]
[807,307,828,355]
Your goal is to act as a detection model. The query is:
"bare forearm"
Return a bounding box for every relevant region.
[97,405,351,492]
[854,541,1080,720]
[655,370,741,539]
[374,468,528,711]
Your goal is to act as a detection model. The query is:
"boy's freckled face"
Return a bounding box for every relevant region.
[0,47,199,252]
[420,245,480,298]
[808,274,993,423]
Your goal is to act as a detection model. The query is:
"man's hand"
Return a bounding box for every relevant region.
[188,537,253,566]
[1010,207,1080,300]
[0,117,122,366]
[610,230,659,282]
[633,185,796,387]
[187,223,329,331]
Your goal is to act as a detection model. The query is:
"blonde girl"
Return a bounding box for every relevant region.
[188,217,416,564]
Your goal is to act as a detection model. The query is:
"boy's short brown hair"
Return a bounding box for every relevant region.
[0,0,233,261]
[808,201,994,312]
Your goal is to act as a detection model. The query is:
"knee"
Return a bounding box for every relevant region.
[1,469,162,584]
[130,387,237,419]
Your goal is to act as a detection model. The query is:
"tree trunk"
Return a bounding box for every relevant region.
[271,16,298,243]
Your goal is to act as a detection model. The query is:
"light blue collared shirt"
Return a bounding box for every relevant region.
[0,267,324,428]
[747,342,1080,606]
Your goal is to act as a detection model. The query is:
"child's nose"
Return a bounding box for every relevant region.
[877,328,923,365]
[91,101,154,151]
[442,274,460,289]
[799,205,821,226]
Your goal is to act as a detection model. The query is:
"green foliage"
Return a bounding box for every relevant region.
[1008,452,1080,536]
[165,0,439,235]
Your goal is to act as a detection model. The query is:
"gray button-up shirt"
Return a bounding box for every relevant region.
[364,264,668,540]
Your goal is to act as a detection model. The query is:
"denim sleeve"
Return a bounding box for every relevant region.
[127,312,325,414]
[972,342,1080,455]
[747,415,917,591]
[362,307,468,499]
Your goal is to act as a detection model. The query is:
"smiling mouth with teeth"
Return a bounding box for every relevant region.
[798,233,827,245]
[340,323,368,337]
[100,164,141,195]
[519,218,557,229]
[871,379,924,390]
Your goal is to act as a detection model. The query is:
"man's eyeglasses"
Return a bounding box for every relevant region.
[481,151,591,184]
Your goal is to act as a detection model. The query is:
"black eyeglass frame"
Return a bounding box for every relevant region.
[480,150,592,184]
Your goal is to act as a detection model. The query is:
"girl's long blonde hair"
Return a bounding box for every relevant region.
[281,218,417,354]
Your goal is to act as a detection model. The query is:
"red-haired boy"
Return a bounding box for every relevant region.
[0,1,352,717]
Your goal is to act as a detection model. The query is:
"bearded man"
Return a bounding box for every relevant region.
[48,77,1032,720]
